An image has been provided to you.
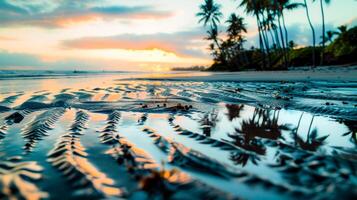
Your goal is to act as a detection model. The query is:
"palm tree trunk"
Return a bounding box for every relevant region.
[269,28,276,48]
[307,115,315,142]
[277,14,288,69]
[304,0,316,68]
[320,0,325,66]
[260,14,271,51]
[259,13,272,68]
[274,27,281,49]
[281,11,289,47]
[281,11,290,66]
[256,15,266,69]
[295,112,304,146]
[213,36,227,65]
[273,26,285,63]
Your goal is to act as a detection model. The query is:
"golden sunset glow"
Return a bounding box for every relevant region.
[0,0,355,71]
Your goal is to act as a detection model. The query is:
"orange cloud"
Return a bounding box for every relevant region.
[0,11,174,28]
[49,11,173,27]
[0,36,16,40]
[63,38,177,53]
[61,30,210,59]
[52,14,101,27]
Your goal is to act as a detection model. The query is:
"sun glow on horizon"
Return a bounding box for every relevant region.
[0,0,355,71]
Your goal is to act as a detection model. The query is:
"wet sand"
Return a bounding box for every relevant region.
[0,70,356,200]
[132,66,357,82]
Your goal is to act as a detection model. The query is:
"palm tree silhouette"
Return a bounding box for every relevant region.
[292,112,304,146]
[198,110,219,137]
[325,30,336,43]
[197,0,223,63]
[230,150,260,166]
[341,119,357,145]
[225,14,248,66]
[228,109,265,155]
[228,108,290,155]
[239,0,270,69]
[197,0,223,28]
[275,0,304,47]
[337,25,348,35]
[288,40,297,49]
[313,0,331,66]
[294,115,329,151]
[226,104,244,121]
[270,0,289,68]
[275,0,305,67]
[205,26,220,48]
[226,14,247,43]
[303,0,316,68]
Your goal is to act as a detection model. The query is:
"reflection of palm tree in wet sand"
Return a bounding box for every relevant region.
[199,110,219,137]
[294,115,329,151]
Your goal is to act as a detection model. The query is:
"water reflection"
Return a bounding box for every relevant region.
[228,108,291,155]
[229,151,260,167]
[198,110,219,137]
[225,104,244,121]
[340,119,357,145]
[289,115,329,151]
[1,77,356,200]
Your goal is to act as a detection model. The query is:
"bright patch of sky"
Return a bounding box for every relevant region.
[0,0,355,71]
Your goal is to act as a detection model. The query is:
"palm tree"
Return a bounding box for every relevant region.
[275,0,304,68]
[226,13,247,42]
[292,112,304,146]
[276,1,304,47]
[226,104,244,121]
[196,0,223,28]
[238,0,262,50]
[198,110,219,137]
[303,0,316,68]
[337,25,348,35]
[264,10,281,50]
[205,26,219,48]
[239,0,270,69]
[197,0,223,62]
[270,0,289,68]
[341,119,357,145]
[288,40,297,49]
[313,0,331,66]
[225,14,248,67]
[325,31,335,43]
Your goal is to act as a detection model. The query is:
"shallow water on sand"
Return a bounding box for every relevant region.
[0,74,356,200]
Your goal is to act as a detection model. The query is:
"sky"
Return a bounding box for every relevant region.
[0,0,356,71]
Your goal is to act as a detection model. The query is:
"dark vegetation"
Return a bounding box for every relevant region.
[197,0,357,71]
[171,66,207,71]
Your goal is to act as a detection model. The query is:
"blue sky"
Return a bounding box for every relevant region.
[0,0,355,71]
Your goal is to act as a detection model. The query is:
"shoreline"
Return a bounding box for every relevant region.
[131,66,357,82]
[0,65,356,82]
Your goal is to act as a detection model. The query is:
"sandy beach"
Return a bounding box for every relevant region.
[0,69,356,200]
[1,0,356,198]
[130,66,357,82]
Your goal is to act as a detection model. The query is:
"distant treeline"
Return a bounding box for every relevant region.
[196,0,357,71]
[210,26,357,71]
[171,66,207,71]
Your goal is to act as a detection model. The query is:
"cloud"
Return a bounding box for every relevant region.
[62,30,210,58]
[0,1,173,28]
[347,17,357,27]
[0,50,101,70]
[0,51,44,67]
[0,36,16,40]
[0,50,210,71]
